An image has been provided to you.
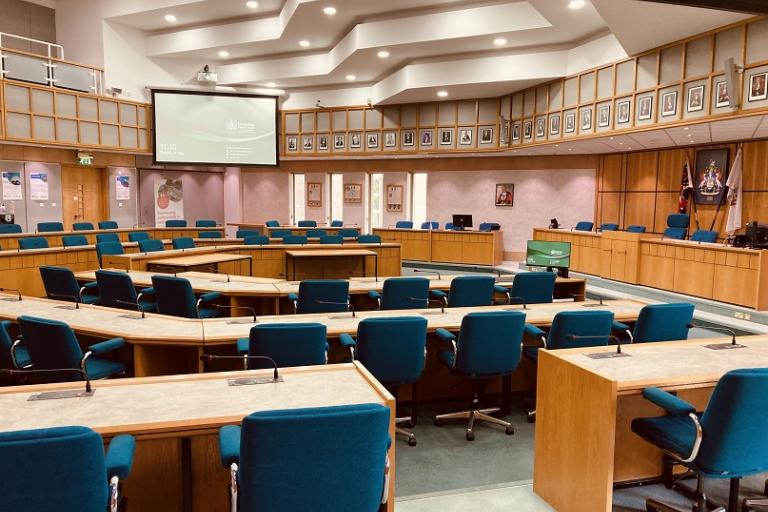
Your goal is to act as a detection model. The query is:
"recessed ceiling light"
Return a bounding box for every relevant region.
[218,50,230,58]
[377,50,390,59]
[299,40,311,48]
[618,142,624,145]
[437,90,448,98]
[345,74,356,81]
[687,133,692,137]
[164,14,177,22]
[568,0,586,9]
[246,1,258,8]
[493,37,507,46]
[265,82,276,88]
[323,6,337,15]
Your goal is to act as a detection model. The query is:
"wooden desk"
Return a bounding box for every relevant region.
[226,222,265,234]
[533,335,768,512]
[532,227,603,275]
[285,248,377,280]
[0,363,396,512]
[266,226,344,236]
[373,228,503,266]
[147,253,253,276]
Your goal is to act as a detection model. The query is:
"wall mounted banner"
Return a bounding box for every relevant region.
[115,175,131,200]
[29,172,49,200]
[694,149,729,205]
[1,172,22,200]
[154,177,184,226]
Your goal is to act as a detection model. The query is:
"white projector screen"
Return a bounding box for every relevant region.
[152,90,279,166]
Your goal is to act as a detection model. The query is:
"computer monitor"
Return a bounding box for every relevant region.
[746,221,768,248]
[526,240,571,268]
[452,214,473,230]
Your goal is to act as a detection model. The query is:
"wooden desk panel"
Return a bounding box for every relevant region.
[373,228,431,261]
[532,228,602,275]
[599,231,652,284]
[0,227,223,251]
[147,254,252,276]
[372,228,503,266]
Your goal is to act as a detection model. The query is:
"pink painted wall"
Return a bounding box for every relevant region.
[342,172,366,229]
[382,172,409,228]
[138,169,225,227]
[303,172,329,224]
[241,171,290,224]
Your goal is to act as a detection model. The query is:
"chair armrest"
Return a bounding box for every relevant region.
[1,320,11,330]
[642,387,696,416]
[105,435,135,479]
[430,290,447,299]
[287,292,298,302]
[88,337,125,356]
[435,328,456,343]
[339,333,356,349]
[367,290,381,300]
[82,281,99,290]
[612,320,631,333]
[493,285,510,294]
[138,287,155,295]
[236,337,249,355]
[524,323,546,340]
[219,425,241,468]
[198,291,222,303]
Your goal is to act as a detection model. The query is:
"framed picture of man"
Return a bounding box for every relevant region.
[661,91,678,117]
[480,127,494,144]
[334,134,345,149]
[512,123,521,141]
[495,184,514,207]
[318,134,329,151]
[384,131,396,148]
[687,85,704,112]
[715,81,730,108]
[524,120,533,139]
[420,129,433,147]
[693,148,729,205]
[535,118,546,138]
[350,133,362,148]
[286,136,298,152]
[549,115,560,136]
[402,130,415,147]
[459,128,473,146]
[638,96,653,121]
[580,108,592,131]
[439,128,453,146]
[564,112,576,133]
[616,100,631,124]
[302,135,313,151]
[748,71,768,102]
[598,105,610,128]
[367,133,379,149]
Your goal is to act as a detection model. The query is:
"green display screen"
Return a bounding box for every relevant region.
[526,240,571,267]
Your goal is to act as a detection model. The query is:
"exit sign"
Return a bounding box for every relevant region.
[77,152,93,165]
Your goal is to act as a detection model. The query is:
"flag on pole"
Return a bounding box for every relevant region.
[678,157,694,213]
[725,147,743,236]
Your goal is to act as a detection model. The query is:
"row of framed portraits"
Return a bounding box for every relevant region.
[307,182,403,212]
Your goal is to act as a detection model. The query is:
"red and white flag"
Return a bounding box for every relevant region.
[725,148,743,236]
[678,157,694,213]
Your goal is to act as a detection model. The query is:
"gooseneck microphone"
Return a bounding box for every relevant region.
[214,304,257,323]
[413,269,442,280]
[205,266,231,283]
[689,324,744,349]
[566,334,627,358]
[408,297,446,314]
[507,296,528,309]
[114,299,146,318]
[315,300,355,317]
[0,367,93,399]
[47,293,81,309]
[581,294,605,307]
[0,287,22,301]
[199,354,282,384]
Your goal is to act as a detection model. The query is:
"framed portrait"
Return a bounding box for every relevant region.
[549,115,560,136]
[523,120,533,139]
[694,148,729,205]
[343,183,362,203]
[495,184,514,207]
[598,105,610,127]
[439,128,453,146]
[661,91,678,117]
[616,100,631,124]
[564,112,576,133]
[480,127,494,144]
[286,136,298,152]
[402,130,415,147]
[307,182,322,208]
[638,96,653,121]
[512,123,521,141]
[334,134,345,149]
[459,128,473,146]
[535,118,546,138]
[384,131,397,148]
[386,185,403,212]
[580,108,592,131]
[748,71,768,102]
[367,133,379,149]
[350,132,362,149]
[502,123,509,145]
[318,134,329,151]
[420,129,433,147]
[302,135,313,151]
[715,81,730,108]
[687,85,705,112]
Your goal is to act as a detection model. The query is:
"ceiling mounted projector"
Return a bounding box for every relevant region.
[197,65,217,83]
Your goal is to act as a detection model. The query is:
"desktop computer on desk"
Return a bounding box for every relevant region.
[525,240,570,278]
[741,221,768,250]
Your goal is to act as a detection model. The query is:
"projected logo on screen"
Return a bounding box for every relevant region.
[159,143,183,157]
[225,120,257,134]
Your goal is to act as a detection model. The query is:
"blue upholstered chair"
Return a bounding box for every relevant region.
[96,233,120,243]
[95,270,156,313]
[340,316,428,446]
[236,230,260,239]
[151,275,221,318]
[0,426,135,512]
[338,228,359,239]
[574,221,594,231]
[199,230,223,238]
[320,235,343,244]
[626,225,647,233]
[265,220,280,227]
[95,241,124,267]
[663,213,690,240]
[236,323,328,369]
[243,235,270,246]
[288,280,350,314]
[63,234,88,247]
[172,237,195,250]
[165,220,187,228]
[98,221,118,230]
[271,229,292,239]
[19,236,48,250]
[434,311,525,440]
[368,277,429,310]
[358,234,381,244]
[18,315,126,382]
[330,220,343,227]
[297,220,317,227]
[478,222,500,232]
[138,238,164,253]
[218,404,390,512]
[599,223,619,231]
[73,222,94,231]
[0,224,22,234]
[283,235,307,245]
[306,229,327,238]
[420,221,438,230]
[495,271,556,306]
[430,275,495,308]
[0,320,29,369]
[195,219,217,227]
[690,230,718,243]
[40,265,99,305]
[612,302,694,343]
[37,221,63,232]
[632,368,768,512]
[127,231,149,242]
[445,222,456,230]
[395,221,413,229]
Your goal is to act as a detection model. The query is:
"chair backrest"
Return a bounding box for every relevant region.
[510,272,556,305]
[338,228,359,238]
[96,233,120,243]
[18,315,83,373]
[546,311,615,350]
[62,235,88,247]
[632,303,694,342]
[37,222,63,232]
[0,426,110,512]
[697,368,768,476]
[626,225,647,233]
[39,266,81,302]
[248,323,327,368]
[395,221,413,229]
[243,235,270,246]
[574,221,594,231]
[0,321,17,369]
[19,237,49,250]
[379,277,430,310]
[198,230,223,238]
[330,220,343,227]
[151,275,198,318]
[0,224,22,234]
[128,231,149,242]
[195,220,216,227]
[72,222,94,231]
[172,237,196,250]
[97,221,118,229]
[265,220,280,227]
[599,223,619,231]
[296,280,350,314]
[420,221,438,230]
[283,235,307,245]
[297,220,317,227]
[447,275,495,307]
[95,241,124,265]
[165,220,187,228]
[95,270,139,310]
[306,229,327,238]
[271,229,292,238]
[691,230,718,243]
[663,213,689,240]
[478,222,500,232]
[236,230,260,239]
[357,235,381,244]
[454,311,525,376]
[237,404,389,511]
[320,235,343,244]
[138,239,164,253]
[355,317,428,385]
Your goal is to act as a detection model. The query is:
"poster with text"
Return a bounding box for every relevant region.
[115,175,131,200]
[1,172,22,200]
[154,177,184,226]
[29,172,49,200]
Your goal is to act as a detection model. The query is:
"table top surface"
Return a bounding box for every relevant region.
[147,253,253,266]
[285,249,377,257]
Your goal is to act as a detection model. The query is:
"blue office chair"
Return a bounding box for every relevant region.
[138,239,164,253]
[236,230,260,239]
[195,219,217,227]
[96,233,120,243]
[358,234,381,244]
[98,221,118,230]
[478,222,500,232]
[18,315,126,381]
[63,234,89,247]
[265,220,280,227]
[338,228,359,239]
[306,229,327,238]
[199,230,223,238]
[434,311,526,440]
[663,213,690,240]
[243,235,270,245]
[19,237,48,250]
[165,220,187,228]
[297,220,317,227]
[340,317,428,446]
[612,302,694,343]
[172,237,195,250]
[330,220,343,227]
[95,241,124,267]
[40,265,99,305]
[73,222,94,231]
[95,270,156,313]
[445,222,455,230]
[127,231,149,242]
[495,271,556,305]
[236,323,328,369]
[368,277,430,310]
[288,280,350,314]
[599,223,619,231]
[626,225,647,233]
[0,224,22,234]
[271,229,292,239]
[218,404,390,512]
[0,426,135,512]
[395,221,413,229]
[37,222,64,232]
[430,275,496,307]
[0,320,29,369]
[320,235,343,244]
[574,221,594,231]
[283,235,307,245]
[151,275,221,318]
[690,230,718,243]
[632,368,768,512]
[420,221,438,230]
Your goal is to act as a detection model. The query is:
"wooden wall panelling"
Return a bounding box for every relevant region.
[626,151,658,192]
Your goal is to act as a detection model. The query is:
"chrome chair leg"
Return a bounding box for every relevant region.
[395,424,417,447]
[435,407,514,441]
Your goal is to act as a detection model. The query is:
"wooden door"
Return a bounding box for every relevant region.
[61,165,107,230]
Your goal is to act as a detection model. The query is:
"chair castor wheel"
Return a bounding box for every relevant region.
[505,425,514,435]
[466,431,474,441]
[434,418,443,427]
[408,437,417,447]
[527,413,536,423]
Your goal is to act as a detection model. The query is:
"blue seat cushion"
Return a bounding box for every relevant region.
[138,301,158,313]
[438,350,454,368]
[85,357,126,380]
[197,306,220,319]
[81,294,101,305]
[631,414,698,461]
[14,345,31,368]
[522,346,539,364]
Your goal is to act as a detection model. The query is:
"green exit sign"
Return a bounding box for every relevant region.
[77,152,93,165]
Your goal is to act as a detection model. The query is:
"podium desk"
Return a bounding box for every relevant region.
[373,228,503,266]
[285,248,377,281]
[0,363,395,512]
[533,335,768,512]
[146,253,253,276]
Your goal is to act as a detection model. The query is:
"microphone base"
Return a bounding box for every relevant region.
[54,305,78,310]
[119,314,145,320]
[228,376,284,386]
[581,303,608,308]
[586,351,631,360]
[28,389,95,401]
[1,297,20,302]
[227,318,255,325]
[703,342,747,350]
[419,310,445,315]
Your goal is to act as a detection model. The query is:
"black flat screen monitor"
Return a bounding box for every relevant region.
[452,214,473,229]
